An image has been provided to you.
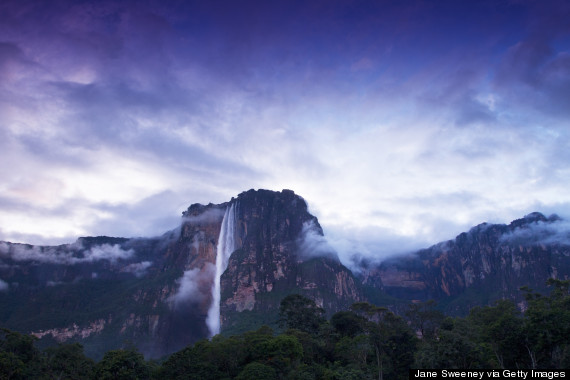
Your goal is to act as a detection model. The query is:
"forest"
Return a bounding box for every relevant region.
[1,279,569,380]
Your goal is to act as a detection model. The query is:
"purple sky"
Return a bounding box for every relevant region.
[1,0,569,261]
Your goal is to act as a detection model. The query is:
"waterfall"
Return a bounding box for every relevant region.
[206,203,236,337]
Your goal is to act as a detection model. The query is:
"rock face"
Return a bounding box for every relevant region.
[361,212,570,314]
[0,189,363,358]
[218,189,363,333]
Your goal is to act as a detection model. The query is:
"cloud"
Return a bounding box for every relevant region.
[0,0,569,262]
[120,261,152,278]
[453,93,497,127]
[0,42,29,77]
[500,217,570,246]
[90,190,188,239]
[297,220,338,260]
[0,278,8,291]
[82,244,134,263]
[493,1,570,119]
[169,264,215,308]
[495,40,570,118]
[181,206,226,224]
[0,242,134,265]
[153,206,226,251]
[323,223,439,273]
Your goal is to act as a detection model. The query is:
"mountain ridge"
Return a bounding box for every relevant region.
[358,210,570,314]
[1,189,569,358]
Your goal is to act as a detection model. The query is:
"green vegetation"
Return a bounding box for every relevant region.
[2,280,570,379]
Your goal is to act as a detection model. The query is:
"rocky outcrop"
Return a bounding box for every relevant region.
[31,319,107,342]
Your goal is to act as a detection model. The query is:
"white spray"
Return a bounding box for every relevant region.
[206,203,237,336]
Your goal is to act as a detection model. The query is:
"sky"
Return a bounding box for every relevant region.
[1,0,569,262]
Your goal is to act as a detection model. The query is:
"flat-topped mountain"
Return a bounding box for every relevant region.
[1,190,570,358]
[358,212,570,314]
[0,189,362,358]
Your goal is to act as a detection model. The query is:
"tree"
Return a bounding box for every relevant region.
[158,341,225,380]
[94,348,150,380]
[0,351,25,379]
[261,334,303,375]
[350,303,417,380]
[330,311,366,338]
[335,335,370,368]
[0,328,43,379]
[235,362,276,380]
[43,342,94,380]
[468,300,525,368]
[372,311,417,380]
[414,317,490,369]
[522,279,570,368]
[208,334,248,379]
[405,300,444,340]
[279,294,325,335]
[243,325,274,363]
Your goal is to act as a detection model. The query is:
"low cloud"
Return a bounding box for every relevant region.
[320,222,435,270]
[169,264,215,309]
[181,206,225,224]
[0,242,134,265]
[120,261,153,278]
[156,206,225,250]
[297,220,338,260]
[83,244,134,263]
[500,217,570,246]
[296,219,433,272]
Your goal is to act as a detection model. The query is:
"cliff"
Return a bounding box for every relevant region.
[361,212,570,314]
[219,189,363,333]
[2,190,570,358]
[0,189,363,358]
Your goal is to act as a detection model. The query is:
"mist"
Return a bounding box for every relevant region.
[156,207,225,249]
[500,217,570,246]
[120,261,153,278]
[182,207,225,224]
[169,264,215,309]
[0,241,135,265]
[297,221,338,260]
